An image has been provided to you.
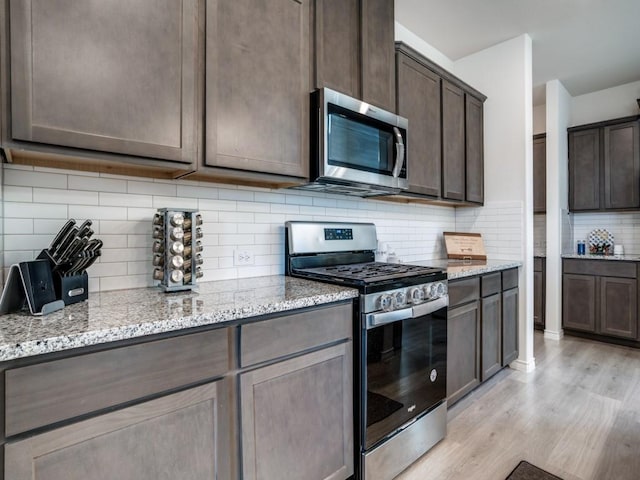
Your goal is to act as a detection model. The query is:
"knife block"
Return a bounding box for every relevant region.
[37,250,89,305]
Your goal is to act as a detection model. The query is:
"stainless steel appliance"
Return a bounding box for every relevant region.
[285,221,448,480]
[295,88,409,197]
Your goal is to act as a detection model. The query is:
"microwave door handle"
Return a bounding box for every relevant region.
[392,127,405,178]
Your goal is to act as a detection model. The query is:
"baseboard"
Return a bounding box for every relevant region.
[543,329,564,341]
[510,357,536,373]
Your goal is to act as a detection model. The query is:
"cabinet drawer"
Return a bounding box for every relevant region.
[481,272,502,297]
[5,329,229,437]
[563,259,637,278]
[448,277,480,308]
[502,268,518,290]
[240,302,352,367]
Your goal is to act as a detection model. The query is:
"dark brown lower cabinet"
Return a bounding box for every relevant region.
[563,259,639,343]
[446,299,481,405]
[599,276,637,339]
[563,273,597,332]
[240,343,353,480]
[5,382,226,480]
[447,269,519,406]
[481,292,502,381]
[1,301,354,480]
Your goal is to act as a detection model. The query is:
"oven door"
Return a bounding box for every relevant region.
[362,303,447,450]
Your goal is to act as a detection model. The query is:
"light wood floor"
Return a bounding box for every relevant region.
[397,332,640,480]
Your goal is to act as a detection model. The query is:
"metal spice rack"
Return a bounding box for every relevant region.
[152,208,204,292]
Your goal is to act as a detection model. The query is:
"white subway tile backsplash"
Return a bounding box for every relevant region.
[176,184,219,200]
[219,188,255,202]
[5,202,68,219]
[100,192,152,208]
[4,186,33,202]
[5,219,34,235]
[5,165,533,292]
[4,168,67,189]
[127,180,177,197]
[4,234,52,251]
[68,175,127,193]
[153,196,198,210]
[69,205,127,220]
[34,188,99,205]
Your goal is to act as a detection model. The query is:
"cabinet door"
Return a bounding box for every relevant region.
[313,0,359,98]
[10,0,200,163]
[481,293,502,381]
[569,128,600,211]
[442,80,465,201]
[502,287,518,366]
[397,53,442,197]
[533,134,547,213]
[447,300,480,406]
[240,342,353,480]
[600,276,638,339]
[534,269,545,329]
[562,273,597,332]
[603,121,640,209]
[205,0,310,178]
[5,382,229,480]
[361,0,395,112]
[465,94,484,204]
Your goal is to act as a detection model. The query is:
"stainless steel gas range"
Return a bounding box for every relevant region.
[285,221,448,480]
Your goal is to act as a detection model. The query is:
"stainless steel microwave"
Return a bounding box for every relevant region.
[298,88,408,197]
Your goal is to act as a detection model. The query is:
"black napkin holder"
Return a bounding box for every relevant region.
[36,250,89,305]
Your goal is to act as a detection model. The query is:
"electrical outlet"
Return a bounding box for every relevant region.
[234,250,254,266]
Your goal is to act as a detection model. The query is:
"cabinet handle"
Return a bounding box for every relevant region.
[392,127,405,178]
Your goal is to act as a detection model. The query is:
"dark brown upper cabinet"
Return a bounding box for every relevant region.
[465,94,484,203]
[195,0,311,187]
[395,43,486,205]
[6,0,201,176]
[396,52,442,197]
[533,134,546,213]
[569,116,640,212]
[314,0,396,113]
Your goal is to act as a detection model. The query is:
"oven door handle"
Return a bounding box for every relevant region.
[412,295,448,317]
[366,307,413,329]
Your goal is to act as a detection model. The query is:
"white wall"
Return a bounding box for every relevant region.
[533,105,546,135]
[571,80,640,126]
[454,34,535,372]
[545,80,571,340]
[394,22,455,72]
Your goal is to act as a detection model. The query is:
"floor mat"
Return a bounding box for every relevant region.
[506,461,563,480]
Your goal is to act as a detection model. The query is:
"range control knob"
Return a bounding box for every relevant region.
[379,294,396,312]
[408,287,425,304]
[394,291,407,307]
[436,282,447,297]
[423,283,437,300]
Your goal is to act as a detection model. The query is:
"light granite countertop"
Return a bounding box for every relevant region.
[0,276,358,362]
[410,259,522,279]
[562,253,640,261]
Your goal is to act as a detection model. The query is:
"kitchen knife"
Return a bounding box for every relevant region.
[76,220,93,241]
[52,226,79,262]
[48,219,76,254]
[62,237,89,265]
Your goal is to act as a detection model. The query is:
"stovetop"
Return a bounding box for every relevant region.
[293,261,444,286]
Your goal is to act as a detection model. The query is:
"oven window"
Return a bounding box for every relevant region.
[327,104,396,175]
[364,308,447,449]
